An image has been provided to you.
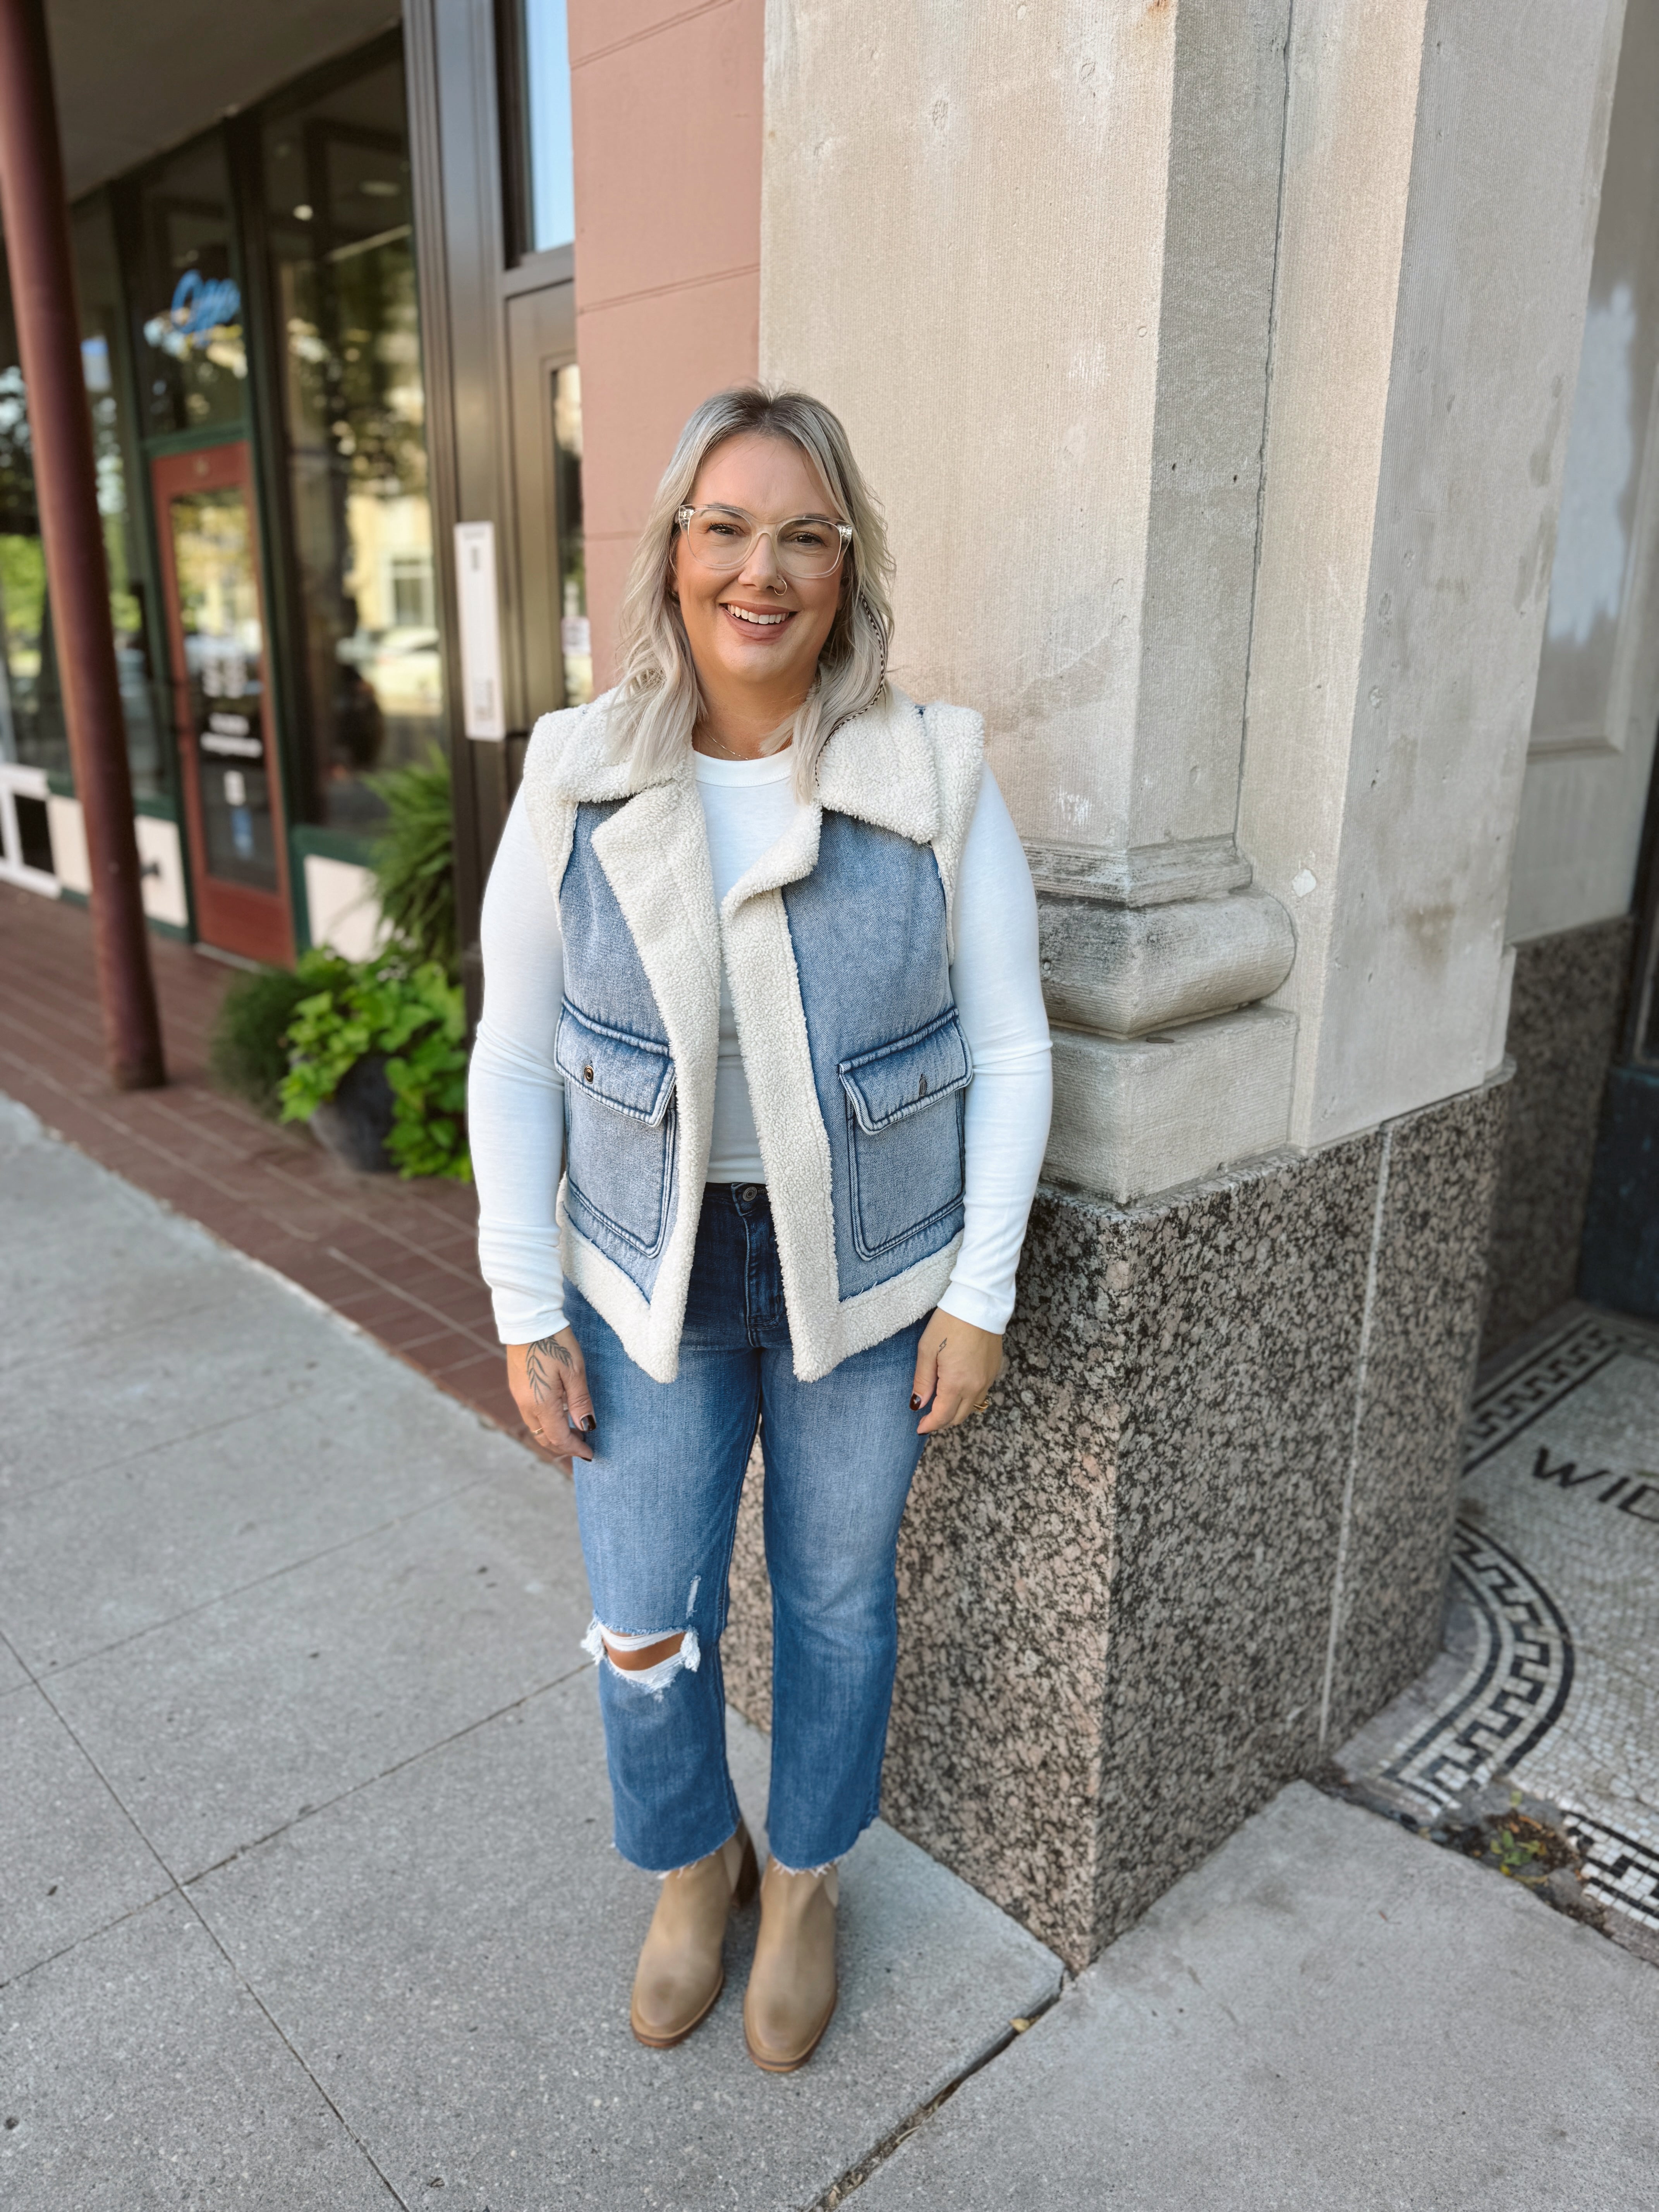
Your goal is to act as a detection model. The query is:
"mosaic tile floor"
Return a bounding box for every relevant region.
[1338,1304,1659,1950]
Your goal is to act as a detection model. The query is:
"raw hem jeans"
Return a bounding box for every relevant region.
[568,1182,929,1874]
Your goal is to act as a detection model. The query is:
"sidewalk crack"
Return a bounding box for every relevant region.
[809,1977,1068,2209]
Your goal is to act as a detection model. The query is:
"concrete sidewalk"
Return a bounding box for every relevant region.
[5,1092,1657,2211]
[0,1096,1060,2209]
[855,1784,1659,2210]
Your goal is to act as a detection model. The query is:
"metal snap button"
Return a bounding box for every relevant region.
[582,1061,594,1083]
[740,1183,759,1202]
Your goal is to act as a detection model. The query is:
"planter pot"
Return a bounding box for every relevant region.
[309,1053,396,1173]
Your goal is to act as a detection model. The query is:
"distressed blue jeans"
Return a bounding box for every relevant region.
[567,1182,929,1874]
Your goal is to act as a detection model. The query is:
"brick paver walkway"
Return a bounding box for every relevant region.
[0,884,517,1436]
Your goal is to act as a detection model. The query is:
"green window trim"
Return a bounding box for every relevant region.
[44,770,178,826]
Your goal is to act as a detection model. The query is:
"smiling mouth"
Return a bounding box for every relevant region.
[722,604,794,630]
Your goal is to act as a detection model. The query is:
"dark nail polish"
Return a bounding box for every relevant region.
[910,1394,921,1410]
[580,1414,596,1433]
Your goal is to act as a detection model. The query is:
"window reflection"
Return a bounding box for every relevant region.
[0,241,65,778]
[133,138,247,438]
[264,55,442,833]
[74,198,165,800]
[0,219,164,795]
[168,481,276,890]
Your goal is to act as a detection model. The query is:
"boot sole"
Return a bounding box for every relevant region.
[743,1986,838,2074]
[630,1832,761,2050]
[631,1971,725,2050]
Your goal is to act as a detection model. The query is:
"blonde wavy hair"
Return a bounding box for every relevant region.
[609,386,895,803]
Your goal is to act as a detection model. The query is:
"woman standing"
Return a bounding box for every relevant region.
[469,387,1051,2071]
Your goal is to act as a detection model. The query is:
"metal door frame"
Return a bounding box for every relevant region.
[404,0,575,1017]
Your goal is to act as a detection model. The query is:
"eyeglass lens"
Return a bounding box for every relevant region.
[683,509,845,579]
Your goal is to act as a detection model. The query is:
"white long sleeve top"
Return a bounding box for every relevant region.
[469,747,1053,1346]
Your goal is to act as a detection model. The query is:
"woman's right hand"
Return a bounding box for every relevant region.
[507,1327,596,1466]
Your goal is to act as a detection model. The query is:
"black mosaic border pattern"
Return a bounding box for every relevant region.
[1379,1522,1574,1807]
[1563,1810,1659,1931]
[1466,1310,1659,1472]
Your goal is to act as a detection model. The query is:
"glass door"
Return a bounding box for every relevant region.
[152,441,291,963]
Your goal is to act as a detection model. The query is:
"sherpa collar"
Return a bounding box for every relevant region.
[547,682,942,848]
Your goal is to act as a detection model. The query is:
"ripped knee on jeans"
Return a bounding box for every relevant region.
[582,1616,702,1694]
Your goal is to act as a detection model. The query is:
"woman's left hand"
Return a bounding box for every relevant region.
[911,1310,1004,1433]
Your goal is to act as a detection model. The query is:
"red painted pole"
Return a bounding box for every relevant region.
[0,0,164,1088]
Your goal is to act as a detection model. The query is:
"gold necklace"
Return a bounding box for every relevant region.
[697,726,794,762]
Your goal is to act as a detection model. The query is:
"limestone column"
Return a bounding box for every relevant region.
[1239,0,1628,1151]
[764,0,1298,1204]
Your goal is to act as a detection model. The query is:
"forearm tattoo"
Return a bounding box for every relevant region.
[524,1334,574,1406]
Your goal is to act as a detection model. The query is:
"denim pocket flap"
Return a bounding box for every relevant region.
[556,1002,677,1127]
[838,1011,972,1135]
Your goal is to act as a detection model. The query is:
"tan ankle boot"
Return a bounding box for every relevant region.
[630,1821,759,2049]
[742,1857,839,2072]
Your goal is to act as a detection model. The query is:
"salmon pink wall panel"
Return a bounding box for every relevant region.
[569,0,763,689]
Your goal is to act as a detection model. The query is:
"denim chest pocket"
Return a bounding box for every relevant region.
[556,1001,677,1257]
[838,1010,972,1261]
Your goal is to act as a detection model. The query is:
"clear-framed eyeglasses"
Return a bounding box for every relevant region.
[675,504,853,581]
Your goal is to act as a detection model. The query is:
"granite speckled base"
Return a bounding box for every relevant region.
[1483,917,1632,1357]
[1324,1083,1510,1745]
[722,1081,1507,1968]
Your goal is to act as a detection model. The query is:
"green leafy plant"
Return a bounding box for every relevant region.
[366,751,457,975]
[278,953,471,1181]
[208,962,325,1118]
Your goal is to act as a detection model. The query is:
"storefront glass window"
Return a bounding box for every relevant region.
[0,216,171,798]
[523,0,575,254]
[73,197,166,800]
[132,137,247,439]
[263,53,442,832]
[0,242,65,779]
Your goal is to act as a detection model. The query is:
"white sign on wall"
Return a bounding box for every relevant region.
[454,520,506,740]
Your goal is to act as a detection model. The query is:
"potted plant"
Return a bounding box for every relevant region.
[278,953,471,1180]
[363,749,457,975]
[207,961,327,1120]
[204,752,472,1180]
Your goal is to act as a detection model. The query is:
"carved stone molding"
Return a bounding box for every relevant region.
[1025,834,1252,909]
[1038,886,1296,1040]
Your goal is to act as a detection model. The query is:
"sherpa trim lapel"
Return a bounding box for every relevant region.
[586,779,721,1380]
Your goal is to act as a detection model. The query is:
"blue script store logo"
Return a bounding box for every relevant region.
[144,270,244,368]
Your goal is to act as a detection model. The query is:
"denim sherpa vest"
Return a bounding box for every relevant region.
[518,683,985,1384]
